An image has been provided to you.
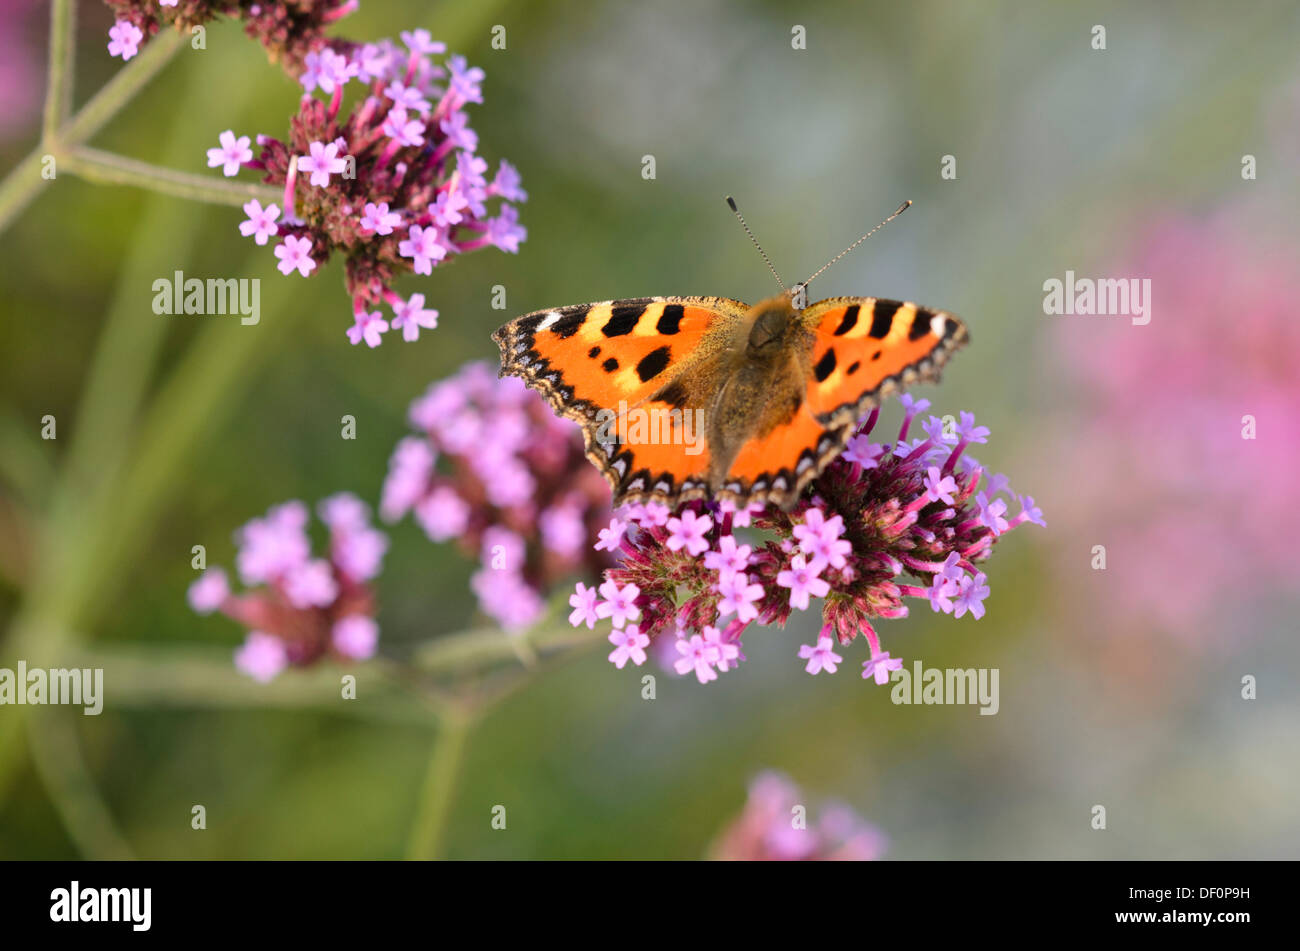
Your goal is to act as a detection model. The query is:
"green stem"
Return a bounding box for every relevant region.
[0,0,525,851]
[67,645,437,725]
[0,30,183,235]
[42,0,76,143]
[26,711,133,860]
[406,711,475,860]
[0,148,53,236]
[0,403,54,509]
[64,147,281,208]
[413,620,604,675]
[0,29,245,845]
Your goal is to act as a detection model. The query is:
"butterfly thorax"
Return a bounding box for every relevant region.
[745,294,798,352]
[703,295,814,490]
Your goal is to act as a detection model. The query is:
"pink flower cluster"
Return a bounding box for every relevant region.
[708,771,887,861]
[570,395,1044,684]
[381,362,612,632]
[187,494,387,681]
[104,0,359,71]
[205,30,526,346]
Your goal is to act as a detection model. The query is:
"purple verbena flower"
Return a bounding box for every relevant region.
[384,361,613,632]
[608,624,650,669]
[239,199,280,245]
[398,224,447,275]
[297,140,348,187]
[596,580,641,629]
[569,582,600,629]
[798,630,844,675]
[345,309,388,347]
[188,496,387,681]
[107,20,144,61]
[359,201,403,236]
[332,615,378,660]
[187,567,230,614]
[195,24,526,345]
[207,130,253,177]
[665,510,713,556]
[104,1,362,74]
[388,292,437,342]
[862,650,903,685]
[565,398,1043,683]
[674,632,720,684]
[274,235,316,277]
[776,555,831,610]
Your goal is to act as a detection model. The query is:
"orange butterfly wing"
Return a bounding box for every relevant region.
[493,297,747,505]
[717,296,968,506]
[496,294,968,509]
[801,296,968,426]
[719,405,853,504]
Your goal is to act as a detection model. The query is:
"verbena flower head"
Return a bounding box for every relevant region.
[382,361,611,632]
[211,31,526,345]
[187,494,387,681]
[104,1,360,72]
[104,4,526,343]
[708,771,887,861]
[570,396,1043,684]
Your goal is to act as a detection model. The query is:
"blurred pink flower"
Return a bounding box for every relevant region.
[382,361,612,632]
[0,0,43,141]
[187,494,386,680]
[709,771,887,861]
[1053,207,1300,639]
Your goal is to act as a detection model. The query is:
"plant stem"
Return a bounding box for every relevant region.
[413,619,604,675]
[26,711,133,860]
[64,147,281,207]
[406,711,475,860]
[0,30,183,235]
[0,32,246,842]
[43,0,76,143]
[0,147,52,236]
[70,646,433,723]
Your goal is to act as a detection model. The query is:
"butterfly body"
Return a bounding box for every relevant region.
[493,291,967,510]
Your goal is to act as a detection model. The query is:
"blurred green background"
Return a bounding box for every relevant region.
[1,0,1298,859]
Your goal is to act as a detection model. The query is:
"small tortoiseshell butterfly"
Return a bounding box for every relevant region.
[493,198,968,510]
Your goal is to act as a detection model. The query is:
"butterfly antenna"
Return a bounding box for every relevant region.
[725,195,786,292]
[801,199,912,288]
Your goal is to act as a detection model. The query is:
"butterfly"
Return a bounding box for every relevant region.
[492,199,968,510]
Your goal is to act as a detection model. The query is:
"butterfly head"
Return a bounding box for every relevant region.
[746,294,801,353]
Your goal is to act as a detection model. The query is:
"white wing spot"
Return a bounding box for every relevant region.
[930,314,948,337]
[536,311,562,331]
